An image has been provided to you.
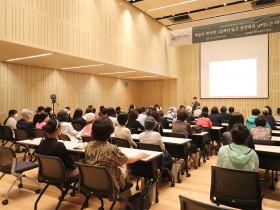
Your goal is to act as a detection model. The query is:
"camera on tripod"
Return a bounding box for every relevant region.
[50,94,56,103]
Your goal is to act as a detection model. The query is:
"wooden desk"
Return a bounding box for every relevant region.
[255,145,280,190]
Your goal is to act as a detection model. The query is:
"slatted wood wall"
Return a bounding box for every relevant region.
[0,0,179,77]
[0,62,140,122]
[139,33,280,119]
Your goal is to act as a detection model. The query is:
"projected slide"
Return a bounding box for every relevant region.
[200,34,268,98]
[209,58,257,97]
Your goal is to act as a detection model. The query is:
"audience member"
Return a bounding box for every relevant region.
[35,112,48,129]
[126,110,144,132]
[38,119,79,179]
[57,110,78,142]
[209,106,222,125]
[158,110,169,129]
[195,112,212,128]
[186,106,195,122]
[261,107,276,128]
[139,117,165,150]
[115,106,121,116]
[172,108,197,167]
[149,111,163,135]
[220,106,230,123]
[246,108,271,131]
[44,107,54,118]
[72,108,87,129]
[114,112,137,147]
[78,113,95,137]
[85,117,148,193]
[264,105,273,115]
[217,124,259,172]
[16,109,35,139]
[136,107,147,126]
[201,106,209,114]
[166,107,177,119]
[128,104,135,113]
[107,107,119,127]
[65,106,72,122]
[250,117,271,140]
[222,112,254,149]
[193,106,202,118]
[228,106,234,114]
[4,109,18,138]
[98,105,105,117]
[32,106,45,126]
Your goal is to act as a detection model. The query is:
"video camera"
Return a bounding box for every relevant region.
[50,94,56,103]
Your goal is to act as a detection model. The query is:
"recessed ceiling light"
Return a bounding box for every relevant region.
[6,53,53,62]
[61,64,104,70]
[146,0,196,12]
[99,71,136,75]
[224,3,227,6]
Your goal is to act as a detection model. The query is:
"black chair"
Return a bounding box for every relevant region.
[81,136,94,143]
[34,154,78,210]
[210,166,262,210]
[59,134,71,141]
[254,139,280,146]
[112,137,131,148]
[14,129,31,160]
[34,129,45,139]
[72,124,83,132]
[179,195,228,210]
[164,132,186,138]
[1,126,14,147]
[137,142,175,187]
[0,146,40,205]
[76,163,134,210]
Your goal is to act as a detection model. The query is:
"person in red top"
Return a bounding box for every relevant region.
[196,112,212,128]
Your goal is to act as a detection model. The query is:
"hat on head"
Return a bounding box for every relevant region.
[21,109,33,115]
[85,113,95,122]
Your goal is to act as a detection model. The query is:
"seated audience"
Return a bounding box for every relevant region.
[158,110,169,129]
[186,106,195,122]
[35,112,48,129]
[166,107,177,119]
[201,106,209,115]
[4,109,18,138]
[115,106,121,116]
[38,119,79,179]
[193,106,202,118]
[57,110,78,142]
[228,106,235,114]
[139,116,165,150]
[78,113,95,137]
[220,106,230,123]
[17,109,35,139]
[149,111,163,135]
[45,107,54,118]
[250,117,271,140]
[217,124,259,172]
[107,107,119,127]
[65,106,72,122]
[196,112,212,128]
[98,105,105,118]
[246,108,271,131]
[85,117,148,192]
[126,110,144,132]
[136,107,147,126]
[114,112,137,147]
[172,108,197,167]
[72,108,87,129]
[261,107,276,128]
[222,112,255,149]
[209,106,222,125]
[128,104,135,113]
[32,106,45,126]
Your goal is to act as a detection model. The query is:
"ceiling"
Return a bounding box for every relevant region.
[128,0,280,30]
[0,41,173,80]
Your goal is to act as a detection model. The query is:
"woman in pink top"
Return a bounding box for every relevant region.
[35,112,48,129]
[196,112,212,128]
[79,113,95,137]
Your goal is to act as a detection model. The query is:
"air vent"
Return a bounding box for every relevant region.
[174,15,189,22]
[256,0,276,6]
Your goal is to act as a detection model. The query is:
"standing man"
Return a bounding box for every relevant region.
[192,96,200,113]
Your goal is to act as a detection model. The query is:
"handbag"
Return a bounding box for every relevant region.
[192,125,202,133]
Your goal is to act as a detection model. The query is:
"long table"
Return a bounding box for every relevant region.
[255,144,280,190]
[17,138,163,202]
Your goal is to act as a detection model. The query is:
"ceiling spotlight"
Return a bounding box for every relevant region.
[224,3,227,6]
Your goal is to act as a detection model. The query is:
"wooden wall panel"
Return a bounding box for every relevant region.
[0,0,180,77]
[0,62,140,123]
[140,33,280,119]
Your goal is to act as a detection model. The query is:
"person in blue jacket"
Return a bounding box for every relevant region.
[246,108,271,131]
